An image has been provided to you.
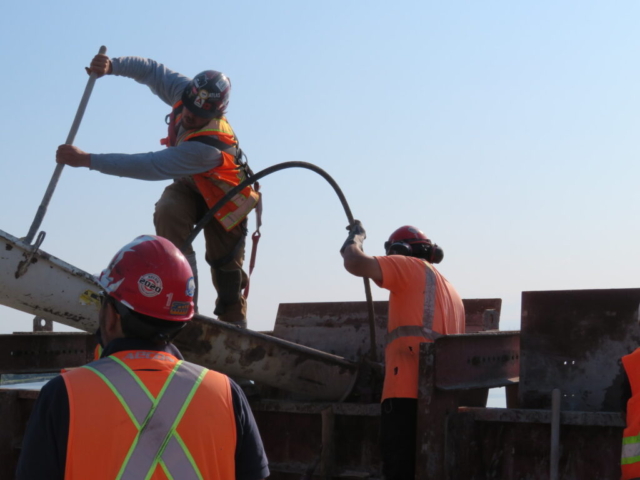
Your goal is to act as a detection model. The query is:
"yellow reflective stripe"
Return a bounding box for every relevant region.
[623,434,640,445]
[622,454,640,465]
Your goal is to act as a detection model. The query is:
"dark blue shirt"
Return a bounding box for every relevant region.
[15,338,269,480]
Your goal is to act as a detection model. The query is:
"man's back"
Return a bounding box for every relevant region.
[375,254,465,400]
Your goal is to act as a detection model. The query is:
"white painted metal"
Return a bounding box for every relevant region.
[0,228,100,332]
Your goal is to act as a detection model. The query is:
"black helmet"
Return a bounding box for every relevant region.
[182,70,231,119]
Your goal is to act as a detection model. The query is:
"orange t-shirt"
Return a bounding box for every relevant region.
[375,255,465,400]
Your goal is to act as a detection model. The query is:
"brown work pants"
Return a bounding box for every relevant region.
[154,179,248,324]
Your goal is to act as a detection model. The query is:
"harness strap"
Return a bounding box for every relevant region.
[189,135,238,159]
[189,126,263,296]
[243,184,262,298]
[84,356,207,480]
[386,263,439,345]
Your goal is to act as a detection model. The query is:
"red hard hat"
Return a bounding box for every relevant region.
[182,70,231,119]
[385,225,431,249]
[97,235,195,322]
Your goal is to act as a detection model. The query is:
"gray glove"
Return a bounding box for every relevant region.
[340,220,366,253]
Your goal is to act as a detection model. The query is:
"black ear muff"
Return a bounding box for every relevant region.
[428,244,444,264]
[385,241,413,256]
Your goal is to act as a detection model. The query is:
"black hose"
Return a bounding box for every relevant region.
[182,161,378,363]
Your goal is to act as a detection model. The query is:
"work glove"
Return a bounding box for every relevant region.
[340,220,366,253]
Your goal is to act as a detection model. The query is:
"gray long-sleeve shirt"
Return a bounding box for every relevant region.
[90,57,223,181]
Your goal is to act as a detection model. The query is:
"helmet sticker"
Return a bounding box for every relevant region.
[138,273,163,297]
[99,235,156,293]
[194,74,207,89]
[194,96,204,108]
[198,89,209,99]
[216,77,228,91]
[185,277,196,297]
[170,301,191,316]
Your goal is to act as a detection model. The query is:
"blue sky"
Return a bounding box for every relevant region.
[1,1,639,335]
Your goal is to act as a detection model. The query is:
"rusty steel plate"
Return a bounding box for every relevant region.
[520,288,640,412]
[434,331,520,390]
[0,332,96,374]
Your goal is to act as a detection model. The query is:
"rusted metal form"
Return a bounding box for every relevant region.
[0,331,98,475]
[175,315,360,402]
[0,389,38,477]
[251,400,381,479]
[5,288,637,479]
[424,288,640,480]
[415,332,520,479]
[0,332,96,374]
[253,301,505,479]
[519,288,640,412]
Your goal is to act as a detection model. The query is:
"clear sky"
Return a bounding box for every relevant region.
[0,1,638,335]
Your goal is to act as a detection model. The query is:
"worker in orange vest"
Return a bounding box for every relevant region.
[56,52,260,328]
[621,349,640,479]
[341,222,465,480]
[16,235,269,480]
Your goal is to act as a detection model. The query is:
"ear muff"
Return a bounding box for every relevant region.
[427,244,444,264]
[384,241,413,256]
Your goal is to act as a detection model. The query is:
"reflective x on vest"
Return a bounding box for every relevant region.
[84,356,207,480]
[385,263,443,345]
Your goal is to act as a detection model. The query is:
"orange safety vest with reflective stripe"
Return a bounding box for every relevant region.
[62,350,236,480]
[622,348,640,478]
[161,101,259,231]
[380,258,465,400]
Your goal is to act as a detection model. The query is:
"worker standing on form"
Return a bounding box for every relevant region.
[56,53,259,328]
[341,223,465,479]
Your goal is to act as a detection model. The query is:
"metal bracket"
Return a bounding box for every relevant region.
[33,316,53,332]
[15,231,46,279]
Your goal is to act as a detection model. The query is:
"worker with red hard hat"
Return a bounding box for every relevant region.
[56,52,259,329]
[16,235,269,480]
[341,222,465,480]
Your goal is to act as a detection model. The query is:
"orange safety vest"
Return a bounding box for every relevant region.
[161,101,259,231]
[622,348,640,479]
[382,258,465,400]
[62,350,236,480]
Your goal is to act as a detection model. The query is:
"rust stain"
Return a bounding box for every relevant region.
[5,243,13,251]
[239,345,266,367]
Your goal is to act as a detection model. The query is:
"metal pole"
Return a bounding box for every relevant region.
[550,388,561,480]
[24,45,107,245]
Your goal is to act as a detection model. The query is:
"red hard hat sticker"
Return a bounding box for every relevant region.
[138,274,163,297]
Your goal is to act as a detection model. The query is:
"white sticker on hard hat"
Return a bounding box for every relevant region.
[99,235,156,292]
[216,78,228,91]
[138,273,163,297]
[198,89,209,99]
[185,277,196,297]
